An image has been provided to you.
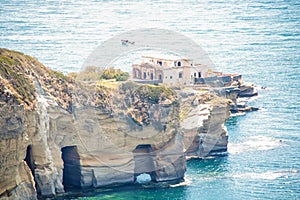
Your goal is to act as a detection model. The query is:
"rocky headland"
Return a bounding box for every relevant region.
[0,48,254,199]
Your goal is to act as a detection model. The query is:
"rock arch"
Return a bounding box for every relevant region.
[133,144,156,182]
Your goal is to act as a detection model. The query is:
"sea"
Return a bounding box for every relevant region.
[1,0,299,199]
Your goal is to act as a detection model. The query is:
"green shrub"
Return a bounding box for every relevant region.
[135,84,175,104]
[100,67,129,81]
[72,67,129,82]
[121,81,136,91]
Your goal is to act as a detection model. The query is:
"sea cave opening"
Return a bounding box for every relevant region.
[133,144,156,183]
[24,145,34,174]
[24,145,39,194]
[61,146,81,191]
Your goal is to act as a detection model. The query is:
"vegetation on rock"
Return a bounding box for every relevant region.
[0,49,36,109]
[134,84,175,104]
[0,48,74,110]
[0,48,230,130]
[179,101,193,121]
[124,84,176,126]
[70,66,129,82]
[101,67,129,81]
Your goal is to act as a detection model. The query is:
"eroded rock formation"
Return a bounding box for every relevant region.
[180,91,231,158]
[0,49,231,199]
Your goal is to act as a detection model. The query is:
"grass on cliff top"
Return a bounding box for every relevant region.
[134,84,176,104]
[69,66,129,82]
[96,79,122,89]
[0,48,73,110]
[94,81,176,104]
[49,70,71,81]
[0,55,18,66]
[0,53,36,107]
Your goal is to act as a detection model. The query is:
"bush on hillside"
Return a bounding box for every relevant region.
[69,66,129,82]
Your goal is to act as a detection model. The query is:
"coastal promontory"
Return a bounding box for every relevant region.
[0,48,233,199]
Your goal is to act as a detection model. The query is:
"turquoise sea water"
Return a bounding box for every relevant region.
[1,0,300,199]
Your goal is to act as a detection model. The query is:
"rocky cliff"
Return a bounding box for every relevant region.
[179,91,231,158]
[0,49,230,199]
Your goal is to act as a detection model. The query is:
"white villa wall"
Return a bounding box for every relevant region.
[163,66,208,86]
[134,56,210,86]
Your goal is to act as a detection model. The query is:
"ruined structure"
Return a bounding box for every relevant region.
[132,55,243,88]
[132,55,207,86]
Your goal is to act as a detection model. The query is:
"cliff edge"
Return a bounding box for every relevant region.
[0,49,231,199]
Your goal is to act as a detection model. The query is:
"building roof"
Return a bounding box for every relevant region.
[142,54,192,61]
[163,65,205,70]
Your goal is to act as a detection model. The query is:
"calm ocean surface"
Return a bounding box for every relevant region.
[1,0,299,199]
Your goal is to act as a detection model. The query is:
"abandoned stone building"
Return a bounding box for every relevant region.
[132,55,208,86]
[132,55,242,87]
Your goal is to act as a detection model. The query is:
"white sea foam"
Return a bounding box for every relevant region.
[233,171,284,180]
[230,112,246,117]
[170,178,192,187]
[233,169,299,180]
[228,135,283,154]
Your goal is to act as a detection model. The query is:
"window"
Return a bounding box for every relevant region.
[179,72,183,78]
[143,72,147,79]
[198,72,202,78]
[194,73,197,77]
[177,61,181,67]
[157,61,162,66]
[159,74,162,80]
[170,76,173,79]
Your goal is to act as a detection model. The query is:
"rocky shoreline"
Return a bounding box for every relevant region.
[0,48,257,199]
